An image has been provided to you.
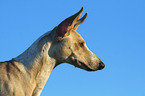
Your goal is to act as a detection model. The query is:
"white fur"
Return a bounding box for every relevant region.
[14,31,56,96]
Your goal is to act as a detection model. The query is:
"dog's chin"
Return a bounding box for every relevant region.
[68,59,97,71]
[76,60,105,71]
[66,58,103,71]
[76,60,97,71]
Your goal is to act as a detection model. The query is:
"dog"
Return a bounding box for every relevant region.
[0,7,105,96]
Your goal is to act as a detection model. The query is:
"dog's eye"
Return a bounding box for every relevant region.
[79,42,84,47]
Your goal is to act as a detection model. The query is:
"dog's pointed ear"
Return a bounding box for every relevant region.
[73,13,88,30]
[56,7,84,37]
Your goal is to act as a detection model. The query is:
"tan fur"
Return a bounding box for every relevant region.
[0,60,34,96]
[0,7,104,96]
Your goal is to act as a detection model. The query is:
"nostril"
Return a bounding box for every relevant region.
[98,62,105,70]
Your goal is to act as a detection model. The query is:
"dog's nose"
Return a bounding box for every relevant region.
[98,62,105,70]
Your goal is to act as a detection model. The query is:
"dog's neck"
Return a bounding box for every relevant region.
[14,30,57,96]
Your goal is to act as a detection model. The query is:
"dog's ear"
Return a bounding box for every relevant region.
[73,13,88,30]
[56,7,84,37]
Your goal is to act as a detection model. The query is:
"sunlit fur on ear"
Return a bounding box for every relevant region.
[73,13,88,30]
[56,7,84,37]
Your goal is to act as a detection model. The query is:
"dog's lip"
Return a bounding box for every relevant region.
[76,60,95,71]
[66,56,96,71]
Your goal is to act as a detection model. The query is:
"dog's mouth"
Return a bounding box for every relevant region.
[70,58,105,71]
[66,58,94,71]
[66,54,104,71]
[74,59,95,71]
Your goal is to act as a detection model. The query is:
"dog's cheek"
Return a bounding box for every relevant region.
[55,45,72,60]
[61,47,72,59]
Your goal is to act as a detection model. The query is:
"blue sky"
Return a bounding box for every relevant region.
[0,0,145,96]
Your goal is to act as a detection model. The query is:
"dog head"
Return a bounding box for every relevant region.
[49,7,105,71]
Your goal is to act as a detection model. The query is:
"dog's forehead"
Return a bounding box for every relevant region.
[70,30,84,42]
